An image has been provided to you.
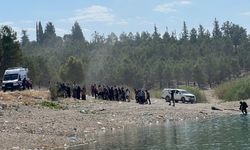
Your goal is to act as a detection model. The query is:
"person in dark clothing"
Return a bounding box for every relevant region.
[76,86,81,100]
[138,89,145,104]
[125,89,130,102]
[114,87,118,101]
[94,85,98,99]
[22,78,27,90]
[109,87,114,101]
[66,85,71,98]
[72,84,76,98]
[121,87,126,101]
[91,84,94,97]
[134,89,138,103]
[240,101,248,115]
[169,90,175,107]
[28,80,33,89]
[118,88,122,101]
[146,90,151,105]
[103,87,108,100]
[81,86,86,100]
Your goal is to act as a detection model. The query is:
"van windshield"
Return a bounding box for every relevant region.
[3,74,19,81]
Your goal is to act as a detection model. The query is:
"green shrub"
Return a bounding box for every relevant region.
[49,85,59,101]
[178,86,207,103]
[40,101,63,109]
[215,76,250,101]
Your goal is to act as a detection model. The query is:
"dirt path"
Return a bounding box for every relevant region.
[203,89,222,104]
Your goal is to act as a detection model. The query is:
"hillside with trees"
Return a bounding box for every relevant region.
[1,19,250,89]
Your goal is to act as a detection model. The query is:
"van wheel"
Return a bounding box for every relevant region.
[165,96,170,102]
[181,97,185,103]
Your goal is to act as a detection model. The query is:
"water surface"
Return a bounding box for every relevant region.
[69,115,250,150]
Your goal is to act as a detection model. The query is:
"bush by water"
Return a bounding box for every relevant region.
[215,76,250,101]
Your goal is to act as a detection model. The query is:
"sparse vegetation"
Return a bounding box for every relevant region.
[40,101,63,109]
[179,86,207,103]
[150,90,162,99]
[49,85,58,101]
[215,76,250,101]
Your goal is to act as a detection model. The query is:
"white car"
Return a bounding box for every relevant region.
[161,88,173,102]
[161,88,196,104]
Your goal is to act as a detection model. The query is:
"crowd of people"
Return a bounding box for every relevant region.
[50,82,250,115]
[22,78,32,90]
[53,82,86,100]
[51,82,153,105]
[134,89,151,105]
[90,84,131,102]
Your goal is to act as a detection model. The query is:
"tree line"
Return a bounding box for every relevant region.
[1,18,250,89]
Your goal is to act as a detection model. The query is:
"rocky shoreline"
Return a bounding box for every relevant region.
[0,90,245,149]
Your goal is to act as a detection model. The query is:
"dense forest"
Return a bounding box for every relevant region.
[0,19,250,89]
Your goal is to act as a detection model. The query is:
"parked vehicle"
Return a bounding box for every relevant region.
[2,67,29,92]
[161,88,196,103]
[161,88,173,102]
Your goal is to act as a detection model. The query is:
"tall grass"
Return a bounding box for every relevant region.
[150,90,162,99]
[178,86,207,103]
[215,76,250,101]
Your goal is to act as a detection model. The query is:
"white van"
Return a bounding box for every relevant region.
[2,67,29,91]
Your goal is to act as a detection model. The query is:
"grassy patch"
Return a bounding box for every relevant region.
[150,90,162,99]
[215,76,250,101]
[40,101,64,109]
[178,86,207,103]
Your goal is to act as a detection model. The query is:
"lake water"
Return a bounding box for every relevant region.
[68,115,250,150]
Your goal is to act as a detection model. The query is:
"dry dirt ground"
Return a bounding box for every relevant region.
[0,89,246,149]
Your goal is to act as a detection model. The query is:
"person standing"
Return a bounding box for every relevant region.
[169,90,175,107]
[76,85,81,100]
[145,90,151,105]
[240,101,248,115]
[22,78,27,90]
[125,89,131,102]
[81,86,86,100]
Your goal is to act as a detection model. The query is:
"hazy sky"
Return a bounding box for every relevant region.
[1,0,250,41]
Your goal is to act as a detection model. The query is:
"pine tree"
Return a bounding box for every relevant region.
[152,24,160,40]
[163,27,170,42]
[44,22,56,40]
[198,25,205,40]
[212,18,222,39]
[36,21,44,44]
[0,26,22,74]
[71,21,85,42]
[190,28,197,43]
[181,21,188,41]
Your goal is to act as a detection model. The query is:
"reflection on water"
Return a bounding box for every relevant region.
[69,115,250,150]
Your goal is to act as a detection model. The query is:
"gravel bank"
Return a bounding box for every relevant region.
[0,90,246,149]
